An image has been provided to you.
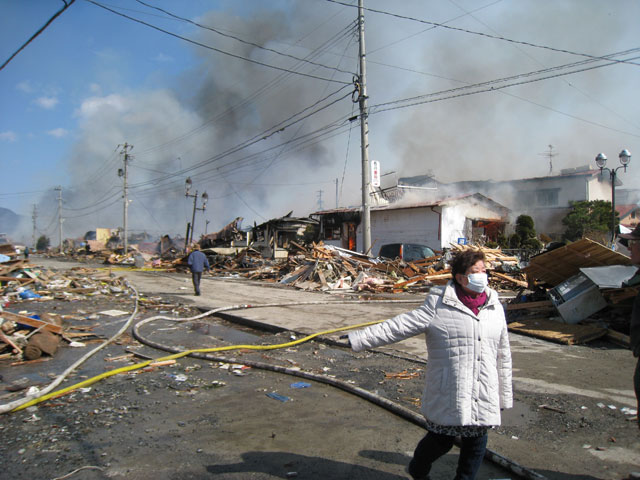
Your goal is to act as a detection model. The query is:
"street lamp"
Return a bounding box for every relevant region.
[595,149,631,247]
[185,177,209,247]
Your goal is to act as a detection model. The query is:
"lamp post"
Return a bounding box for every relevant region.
[185,177,209,247]
[595,149,631,247]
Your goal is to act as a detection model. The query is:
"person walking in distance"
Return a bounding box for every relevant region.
[187,244,209,296]
[619,224,640,429]
[347,249,513,480]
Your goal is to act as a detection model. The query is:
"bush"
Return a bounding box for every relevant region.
[562,200,613,242]
[36,235,50,252]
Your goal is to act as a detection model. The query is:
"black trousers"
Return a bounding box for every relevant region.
[408,431,488,480]
[635,357,640,429]
[191,271,202,295]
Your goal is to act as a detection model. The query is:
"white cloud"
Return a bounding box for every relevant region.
[76,94,126,118]
[89,83,102,94]
[34,96,59,109]
[16,81,34,93]
[154,53,173,63]
[47,128,69,138]
[0,131,17,142]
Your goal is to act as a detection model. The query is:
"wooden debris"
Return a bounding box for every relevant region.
[508,317,607,345]
[1,311,63,334]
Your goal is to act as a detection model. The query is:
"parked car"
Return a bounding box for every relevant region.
[378,243,436,263]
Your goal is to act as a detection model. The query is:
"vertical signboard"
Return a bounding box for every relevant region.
[371,160,380,187]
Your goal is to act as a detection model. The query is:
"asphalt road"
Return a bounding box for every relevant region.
[1,257,639,479]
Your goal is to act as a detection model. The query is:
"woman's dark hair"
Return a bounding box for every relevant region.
[450,249,486,285]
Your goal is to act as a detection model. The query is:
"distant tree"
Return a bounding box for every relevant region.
[515,215,535,240]
[562,200,613,242]
[508,215,542,250]
[36,235,50,251]
[508,233,521,248]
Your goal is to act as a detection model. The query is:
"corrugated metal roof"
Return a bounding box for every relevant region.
[523,238,632,286]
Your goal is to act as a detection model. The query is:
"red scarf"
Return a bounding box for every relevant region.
[455,284,487,315]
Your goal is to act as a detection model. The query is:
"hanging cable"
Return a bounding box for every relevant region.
[134,0,356,77]
[0,0,76,71]
[322,0,640,67]
[86,0,351,85]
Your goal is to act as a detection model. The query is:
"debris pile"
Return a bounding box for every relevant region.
[203,241,528,294]
[0,254,191,362]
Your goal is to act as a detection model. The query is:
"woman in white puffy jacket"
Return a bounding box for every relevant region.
[348,249,512,480]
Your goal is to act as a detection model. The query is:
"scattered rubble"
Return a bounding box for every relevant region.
[0,251,194,364]
[1,234,637,367]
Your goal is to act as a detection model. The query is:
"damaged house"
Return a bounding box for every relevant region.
[312,193,509,255]
[250,212,319,259]
[392,166,619,240]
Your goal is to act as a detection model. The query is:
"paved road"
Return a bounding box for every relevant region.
[31,258,640,478]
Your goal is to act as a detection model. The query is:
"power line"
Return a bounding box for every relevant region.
[322,0,640,67]
[128,88,354,190]
[133,21,358,157]
[446,0,640,131]
[134,0,356,77]
[1,0,76,71]
[86,0,351,85]
[371,48,640,113]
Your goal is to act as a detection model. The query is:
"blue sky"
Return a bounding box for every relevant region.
[1,0,640,244]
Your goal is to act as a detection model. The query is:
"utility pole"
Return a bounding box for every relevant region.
[31,204,37,250]
[335,178,339,208]
[55,186,63,254]
[317,190,324,211]
[357,0,372,255]
[118,143,133,255]
[185,177,208,247]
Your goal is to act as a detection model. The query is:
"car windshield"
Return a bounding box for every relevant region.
[402,244,435,262]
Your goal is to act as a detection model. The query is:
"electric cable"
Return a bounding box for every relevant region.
[134,0,356,77]
[446,0,640,131]
[126,19,358,157]
[322,0,640,67]
[1,0,76,71]
[86,0,351,85]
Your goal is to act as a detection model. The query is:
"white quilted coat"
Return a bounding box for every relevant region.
[349,281,513,426]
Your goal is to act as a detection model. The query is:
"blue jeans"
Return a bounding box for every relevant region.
[408,431,488,480]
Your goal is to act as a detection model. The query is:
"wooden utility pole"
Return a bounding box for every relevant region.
[358,0,372,255]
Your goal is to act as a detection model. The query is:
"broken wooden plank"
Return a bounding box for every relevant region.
[506,300,554,311]
[0,331,22,354]
[605,329,630,348]
[316,268,329,289]
[490,271,528,288]
[1,311,63,334]
[508,317,607,345]
[0,276,35,284]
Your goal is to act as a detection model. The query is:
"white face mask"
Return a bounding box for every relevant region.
[466,272,488,293]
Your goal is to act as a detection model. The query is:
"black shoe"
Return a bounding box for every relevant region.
[195,292,201,296]
[405,465,430,480]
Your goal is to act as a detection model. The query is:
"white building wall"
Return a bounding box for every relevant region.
[587,176,614,201]
[440,202,504,247]
[357,207,441,254]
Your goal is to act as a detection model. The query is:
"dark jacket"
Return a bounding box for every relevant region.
[632,292,640,358]
[624,269,640,357]
[187,250,209,273]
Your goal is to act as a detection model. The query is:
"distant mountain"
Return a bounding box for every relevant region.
[0,207,20,233]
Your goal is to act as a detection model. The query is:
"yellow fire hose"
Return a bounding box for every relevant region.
[11,315,384,412]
